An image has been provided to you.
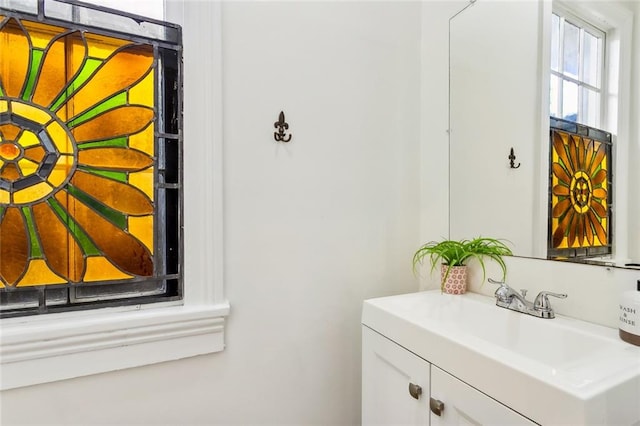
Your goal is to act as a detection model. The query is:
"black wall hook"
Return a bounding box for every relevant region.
[509,147,521,169]
[274,111,292,142]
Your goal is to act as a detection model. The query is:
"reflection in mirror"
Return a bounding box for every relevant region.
[449,0,639,269]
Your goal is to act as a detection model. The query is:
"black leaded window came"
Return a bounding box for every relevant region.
[0,0,183,317]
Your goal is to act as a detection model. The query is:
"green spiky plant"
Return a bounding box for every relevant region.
[412,237,513,291]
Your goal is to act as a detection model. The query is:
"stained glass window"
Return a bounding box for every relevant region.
[548,117,612,260]
[0,0,182,316]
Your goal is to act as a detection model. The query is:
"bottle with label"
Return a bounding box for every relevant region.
[620,280,640,346]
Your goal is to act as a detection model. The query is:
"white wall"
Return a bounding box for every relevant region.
[0,1,422,424]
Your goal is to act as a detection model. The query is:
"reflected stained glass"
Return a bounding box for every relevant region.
[549,119,612,258]
[0,5,181,310]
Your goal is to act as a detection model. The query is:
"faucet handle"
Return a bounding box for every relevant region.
[534,291,567,312]
[488,278,511,303]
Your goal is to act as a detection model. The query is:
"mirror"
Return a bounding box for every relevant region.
[449,0,639,269]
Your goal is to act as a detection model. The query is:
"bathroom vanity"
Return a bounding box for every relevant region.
[362,291,640,425]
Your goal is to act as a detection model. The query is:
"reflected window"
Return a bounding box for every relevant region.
[549,10,604,127]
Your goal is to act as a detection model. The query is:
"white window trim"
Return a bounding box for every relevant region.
[0,0,228,391]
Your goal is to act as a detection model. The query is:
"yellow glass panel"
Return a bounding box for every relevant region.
[47,155,74,186]
[0,19,29,98]
[72,106,153,143]
[66,44,153,115]
[17,158,38,176]
[32,31,86,108]
[13,181,53,204]
[129,167,154,199]
[83,256,134,281]
[128,122,154,155]
[16,259,67,287]
[0,188,8,204]
[85,34,130,60]
[128,70,154,108]
[129,215,154,253]
[18,129,40,147]
[0,100,7,113]
[12,101,52,125]
[21,20,65,49]
[46,121,73,154]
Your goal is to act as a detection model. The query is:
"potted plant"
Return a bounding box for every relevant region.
[412,237,513,294]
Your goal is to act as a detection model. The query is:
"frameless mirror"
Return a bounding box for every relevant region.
[449,0,639,269]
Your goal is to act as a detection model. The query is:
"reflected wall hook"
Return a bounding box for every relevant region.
[274,111,292,142]
[509,147,521,169]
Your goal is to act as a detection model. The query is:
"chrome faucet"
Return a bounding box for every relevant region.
[489,279,567,319]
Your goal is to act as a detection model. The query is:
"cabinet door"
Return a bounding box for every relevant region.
[362,326,430,426]
[430,366,537,426]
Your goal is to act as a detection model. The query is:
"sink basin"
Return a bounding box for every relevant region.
[362,290,640,424]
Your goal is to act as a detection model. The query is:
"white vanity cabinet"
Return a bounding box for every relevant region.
[361,291,640,425]
[362,326,536,425]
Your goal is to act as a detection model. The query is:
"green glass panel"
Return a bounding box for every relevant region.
[21,49,44,101]
[50,58,102,111]
[21,206,42,258]
[47,197,100,256]
[67,91,127,128]
[0,206,5,220]
[66,184,126,229]
[77,165,127,183]
[77,137,128,150]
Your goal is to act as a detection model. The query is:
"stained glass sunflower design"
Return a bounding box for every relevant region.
[550,129,610,250]
[0,15,158,288]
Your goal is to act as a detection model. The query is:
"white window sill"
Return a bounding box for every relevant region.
[0,301,229,390]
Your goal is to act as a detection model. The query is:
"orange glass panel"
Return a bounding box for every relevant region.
[66,44,153,116]
[24,145,46,162]
[58,192,153,276]
[1,163,20,181]
[0,143,20,160]
[32,31,86,108]
[0,19,30,98]
[72,106,153,142]
[32,202,85,282]
[0,123,21,141]
[71,170,153,215]
[78,147,153,171]
[0,207,29,285]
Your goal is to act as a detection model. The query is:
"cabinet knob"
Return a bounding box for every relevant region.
[408,383,422,400]
[430,397,445,416]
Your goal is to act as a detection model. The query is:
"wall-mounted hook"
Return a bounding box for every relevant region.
[274,111,292,142]
[509,147,521,169]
